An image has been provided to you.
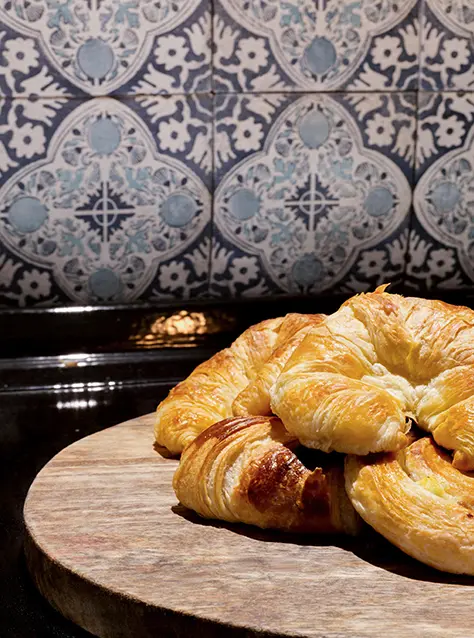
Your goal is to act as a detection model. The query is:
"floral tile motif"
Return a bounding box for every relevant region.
[410,92,474,291]
[0,1,211,97]
[334,226,411,293]
[0,95,212,306]
[213,0,420,92]
[421,0,474,90]
[211,92,416,297]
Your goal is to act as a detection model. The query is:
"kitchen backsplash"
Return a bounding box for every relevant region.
[0,0,471,307]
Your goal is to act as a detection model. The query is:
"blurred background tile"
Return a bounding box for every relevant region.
[213,0,420,92]
[0,1,211,97]
[421,0,474,90]
[211,92,415,297]
[0,94,212,306]
[409,91,474,290]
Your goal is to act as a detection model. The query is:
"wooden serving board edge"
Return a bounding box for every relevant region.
[24,530,284,638]
[22,414,287,638]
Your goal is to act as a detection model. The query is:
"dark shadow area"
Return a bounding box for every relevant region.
[172,504,474,586]
[153,441,180,459]
[1,382,176,638]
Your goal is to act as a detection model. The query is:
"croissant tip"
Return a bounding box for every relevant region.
[346,282,392,304]
[374,282,392,294]
[453,450,474,472]
[395,431,413,451]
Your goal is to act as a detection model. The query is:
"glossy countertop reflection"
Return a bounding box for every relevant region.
[0,295,344,638]
[0,354,205,638]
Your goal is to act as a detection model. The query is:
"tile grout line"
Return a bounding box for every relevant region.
[418,0,425,94]
[207,0,216,299]
[401,0,425,289]
[401,91,420,289]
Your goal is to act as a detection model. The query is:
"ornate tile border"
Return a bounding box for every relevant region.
[211,92,416,297]
[213,0,420,92]
[0,95,212,306]
[410,91,474,291]
[421,0,474,91]
[0,1,211,97]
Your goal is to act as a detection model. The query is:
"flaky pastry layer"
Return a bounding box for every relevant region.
[155,313,322,454]
[271,287,474,468]
[232,313,324,416]
[345,437,474,574]
[173,415,360,535]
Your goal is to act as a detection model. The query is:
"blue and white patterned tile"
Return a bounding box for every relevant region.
[213,0,420,93]
[410,92,474,291]
[421,0,474,90]
[0,95,212,307]
[211,92,415,298]
[0,1,211,97]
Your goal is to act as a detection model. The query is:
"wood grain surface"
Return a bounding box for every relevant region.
[24,414,474,638]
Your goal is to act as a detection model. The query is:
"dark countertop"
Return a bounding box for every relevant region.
[0,353,208,638]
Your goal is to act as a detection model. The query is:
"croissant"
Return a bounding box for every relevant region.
[345,437,474,575]
[154,317,283,454]
[271,286,474,469]
[155,313,321,454]
[173,415,361,535]
[232,313,324,416]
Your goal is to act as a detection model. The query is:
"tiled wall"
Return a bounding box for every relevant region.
[0,1,471,307]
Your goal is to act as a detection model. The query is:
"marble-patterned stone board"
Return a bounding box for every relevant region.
[211,92,416,298]
[0,95,212,306]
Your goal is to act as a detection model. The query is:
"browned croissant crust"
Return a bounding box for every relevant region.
[155,313,322,454]
[271,286,474,469]
[173,415,361,535]
[345,437,474,574]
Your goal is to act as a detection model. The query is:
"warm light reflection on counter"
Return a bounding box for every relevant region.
[50,306,95,313]
[129,309,236,348]
[59,354,90,368]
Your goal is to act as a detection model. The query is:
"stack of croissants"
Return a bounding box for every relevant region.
[155,286,474,575]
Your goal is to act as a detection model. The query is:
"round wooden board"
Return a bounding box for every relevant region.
[24,414,474,638]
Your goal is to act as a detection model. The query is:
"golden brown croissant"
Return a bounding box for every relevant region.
[345,437,474,575]
[271,286,474,469]
[154,317,283,454]
[232,313,325,416]
[173,415,361,535]
[155,313,321,454]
